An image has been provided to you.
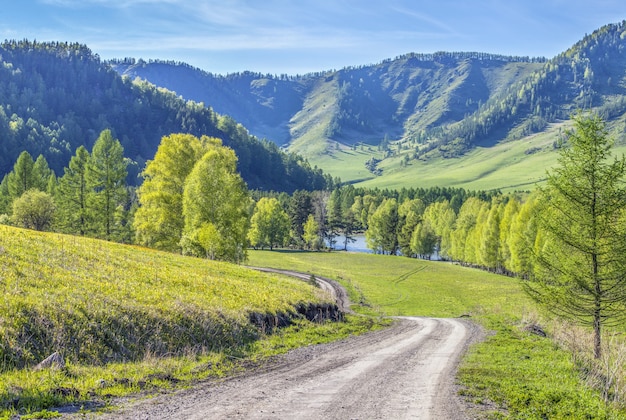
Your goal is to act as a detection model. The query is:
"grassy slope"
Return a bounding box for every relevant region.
[247,250,620,418]
[308,127,561,191]
[310,119,626,192]
[288,77,339,157]
[0,226,386,417]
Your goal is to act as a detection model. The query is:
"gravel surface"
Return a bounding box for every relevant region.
[64,268,483,419]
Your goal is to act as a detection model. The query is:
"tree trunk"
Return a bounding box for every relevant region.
[594,309,601,359]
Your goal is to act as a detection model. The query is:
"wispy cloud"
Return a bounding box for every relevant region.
[390,6,459,35]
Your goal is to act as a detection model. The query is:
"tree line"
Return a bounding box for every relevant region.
[2,112,624,361]
[246,112,626,361]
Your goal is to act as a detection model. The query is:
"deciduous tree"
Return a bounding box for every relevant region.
[526,113,626,359]
[133,133,207,251]
[248,197,290,250]
[181,140,249,263]
[86,129,128,240]
[12,189,55,231]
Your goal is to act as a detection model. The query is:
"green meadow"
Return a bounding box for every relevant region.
[307,118,626,193]
[0,226,379,418]
[248,250,623,418]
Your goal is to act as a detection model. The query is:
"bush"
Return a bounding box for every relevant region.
[11,189,55,231]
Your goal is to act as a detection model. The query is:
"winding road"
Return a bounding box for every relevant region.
[90,269,481,419]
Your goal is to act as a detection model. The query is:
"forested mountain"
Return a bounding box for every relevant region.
[0,40,330,192]
[112,53,546,156]
[112,21,626,169]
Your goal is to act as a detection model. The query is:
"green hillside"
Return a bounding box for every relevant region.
[113,21,626,191]
[0,40,329,192]
[0,224,348,415]
[113,54,544,161]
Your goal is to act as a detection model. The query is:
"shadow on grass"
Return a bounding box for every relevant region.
[250,249,340,254]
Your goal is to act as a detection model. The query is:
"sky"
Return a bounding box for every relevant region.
[2,0,626,75]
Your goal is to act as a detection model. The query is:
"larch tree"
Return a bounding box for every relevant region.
[56,146,90,235]
[32,154,53,192]
[526,112,626,359]
[6,151,36,201]
[86,129,128,240]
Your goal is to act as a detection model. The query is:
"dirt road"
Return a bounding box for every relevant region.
[74,269,480,419]
[100,316,479,419]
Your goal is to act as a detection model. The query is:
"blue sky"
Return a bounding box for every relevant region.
[2,0,626,75]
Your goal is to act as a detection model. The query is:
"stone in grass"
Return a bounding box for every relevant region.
[34,351,65,371]
[524,323,547,337]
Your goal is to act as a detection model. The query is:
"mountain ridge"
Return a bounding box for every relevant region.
[111,21,626,187]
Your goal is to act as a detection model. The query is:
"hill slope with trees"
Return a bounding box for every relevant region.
[0,40,330,192]
[112,21,626,186]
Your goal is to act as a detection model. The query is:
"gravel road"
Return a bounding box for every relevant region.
[97,316,479,419]
[69,269,481,419]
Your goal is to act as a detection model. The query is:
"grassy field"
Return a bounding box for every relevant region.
[247,250,622,418]
[248,250,528,318]
[0,226,381,418]
[306,120,626,193]
[306,125,564,192]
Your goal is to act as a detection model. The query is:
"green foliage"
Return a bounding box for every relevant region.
[86,129,128,240]
[55,146,90,235]
[410,221,437,257]
[6,151,36,202]
[365,198,399,254]
[288,190,313,247]
[248,197,290,250]
[11,189,55,231]
[303,214,322,250]
[0,40,329,193]
[181,140,250,262]
[134,133,208,251]
[527,112,626,358]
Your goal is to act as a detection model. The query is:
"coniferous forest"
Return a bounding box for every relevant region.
[0,40,330,192]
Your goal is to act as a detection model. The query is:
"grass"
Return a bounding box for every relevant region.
[0,225,385,417]
[306,120,626,193]
[247,250,528,317]
[247,250,626,418]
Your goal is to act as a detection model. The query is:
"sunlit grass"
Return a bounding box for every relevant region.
[247,249,626,418]
[0,225,388,417]
[247,250,530,318]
